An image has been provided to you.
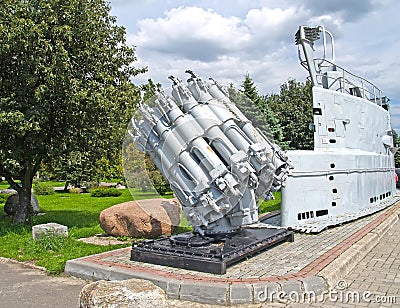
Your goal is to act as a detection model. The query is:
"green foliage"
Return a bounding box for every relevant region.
[123,79,171,196]
[123,143,151,192]
[29,236,68,254]
[68,187,81,194]
[141,79,163,102]
[0,183,281,274]
[33,181,55,195]
[0,194,11,206]
[145,155,171,195]
[0,188,138,274]
[0,181,9,190]
[229,74,283,144]
[122,141,171,195]
[265,79,314,150]
[0,0,145,223]
[90,187,122,197]
[173,214,193,234]
[392,130,400,167]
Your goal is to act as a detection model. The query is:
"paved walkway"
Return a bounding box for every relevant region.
[64,200,400,305]
[0,202,399,307]
[0,259,85,308]
[168,219,400,307]
[342,220,400,307]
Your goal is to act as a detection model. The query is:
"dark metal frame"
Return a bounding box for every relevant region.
[131,227,294,274]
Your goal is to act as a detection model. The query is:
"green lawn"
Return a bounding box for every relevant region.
[259,191,281,213]
[0,184,280,274]
[0,188,172,274]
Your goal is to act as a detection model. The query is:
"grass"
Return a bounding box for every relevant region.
[41,180,67,187]
[0,188,176,274]
[259,191,281,213]
[0,183,280,274]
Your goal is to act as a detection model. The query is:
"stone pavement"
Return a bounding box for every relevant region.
[65,200,400,306]
[342,220,400,307]
[0,258,85,308]
[169,218,400,307]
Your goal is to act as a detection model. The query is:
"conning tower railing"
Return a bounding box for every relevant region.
[296,25,389,109]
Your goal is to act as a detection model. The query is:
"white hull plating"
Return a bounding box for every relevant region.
[281,28,397,232]
[281,150,397,232]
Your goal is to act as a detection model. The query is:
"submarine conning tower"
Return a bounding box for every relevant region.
[280,25,398,233]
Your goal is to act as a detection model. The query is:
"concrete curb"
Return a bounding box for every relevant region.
[0,256,47,272]
[65,202,400,305]
[319,210,399,289]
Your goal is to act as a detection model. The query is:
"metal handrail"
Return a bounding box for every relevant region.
[316,25,335,67]
[300,58,385,105]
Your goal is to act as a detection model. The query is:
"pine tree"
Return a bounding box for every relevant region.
[233,74,283,143]
[265,79,313,150]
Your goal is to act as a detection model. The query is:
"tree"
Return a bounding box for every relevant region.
[124,79,171,195]
[265,79,314,150]
[0,0,146,224]
[141,78,163,103]
[392,130,400,167]
[229,74,283,144]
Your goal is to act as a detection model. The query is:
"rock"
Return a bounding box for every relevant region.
[0,189,17,195]
[4,194,40,216]
[116,183,126,190]
[79,279,169,308]
[99,198,181,238]
[32,223,68,240]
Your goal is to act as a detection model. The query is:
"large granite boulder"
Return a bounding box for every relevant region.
[4,194,40,216]
[99,198,181,238]
[79,279,168,308]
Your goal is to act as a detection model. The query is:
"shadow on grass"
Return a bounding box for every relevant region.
[130,192,174,200]
[34,210,100,228]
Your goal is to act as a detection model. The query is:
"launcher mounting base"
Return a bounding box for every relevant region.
[130,227,294,274]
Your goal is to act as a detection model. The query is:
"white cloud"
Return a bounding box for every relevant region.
[119,0,400,122]
[129,5,310,92]
[134,7,250,61]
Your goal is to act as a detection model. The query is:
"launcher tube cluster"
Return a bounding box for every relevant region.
[129,71,291,235]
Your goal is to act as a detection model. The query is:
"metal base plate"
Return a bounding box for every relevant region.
[130,227,293,274]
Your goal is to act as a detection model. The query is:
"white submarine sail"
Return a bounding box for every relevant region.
[280,25,399,233]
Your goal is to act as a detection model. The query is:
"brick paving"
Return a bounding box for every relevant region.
[99,209,387,280]
[168,219,400,307]
[342,220,400,307]
[65,199,400,305]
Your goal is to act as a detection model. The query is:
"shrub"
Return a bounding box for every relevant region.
[33,182,55,195]
[90,187,122,197]
[68,187,81,194]
[0,194,11,206]
[82,181,99,193]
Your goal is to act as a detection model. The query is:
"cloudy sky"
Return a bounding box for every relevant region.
[109,0,400,132]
